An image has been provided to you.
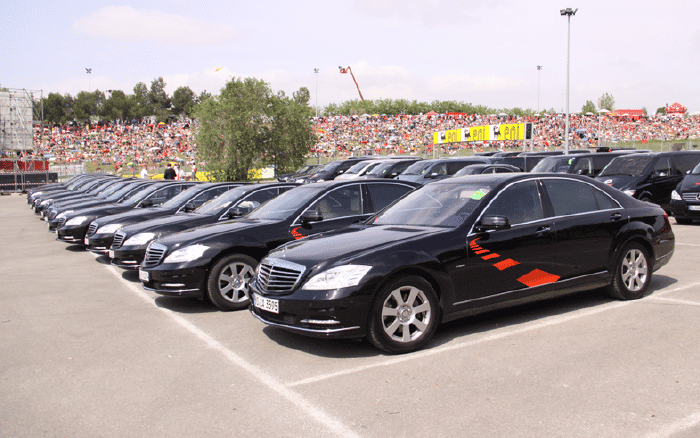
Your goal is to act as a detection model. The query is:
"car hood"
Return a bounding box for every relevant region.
[154,218,277,248]
[679,175,700,193]
[92,206,174,227]
[118,213,213,237]
[595,174,637,190]
[266,224,441,268]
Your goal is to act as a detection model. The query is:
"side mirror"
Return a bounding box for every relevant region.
[139,199,154,208]
[300,210,323,227]
[182,202,196,212]
[226,207,246,219]
[476,215,511,231]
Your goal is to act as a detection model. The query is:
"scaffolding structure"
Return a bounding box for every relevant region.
[0,88,43,152]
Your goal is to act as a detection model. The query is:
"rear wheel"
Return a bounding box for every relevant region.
[207,254,257,311]
[606,242,651,300]
[367,276,439,354]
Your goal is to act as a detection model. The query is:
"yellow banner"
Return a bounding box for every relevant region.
[494,123,527,141]
[434,129,461,144]
[434,123,531,144]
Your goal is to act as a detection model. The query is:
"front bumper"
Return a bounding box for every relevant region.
[139,264,208,298]
[84,232,115,254]
[669,198,700,220]
[56,224,89,244]
[248,282,373,339]
[110,246,147,269]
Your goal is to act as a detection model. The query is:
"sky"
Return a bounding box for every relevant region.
[3,0,700,113]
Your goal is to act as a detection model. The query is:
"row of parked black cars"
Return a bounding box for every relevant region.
[27,164,678,353]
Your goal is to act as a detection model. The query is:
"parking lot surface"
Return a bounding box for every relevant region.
[1,192,699,438]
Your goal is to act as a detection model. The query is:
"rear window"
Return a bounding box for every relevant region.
[598,155,653,177]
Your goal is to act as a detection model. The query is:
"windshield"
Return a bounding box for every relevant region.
[344,161,370,175]
[402,161,435,175]
[454,165,485,176]
[319,161,343,173]
[194,187,250,215]
[365,162,396,177]
[247,186,322,221]
[370,182,493,228]
[531,157,574,173]
[691,162,700,175]
[160,186,199,209]
[107,182,145,201]
[598,155,653,177]
[120,184,159,205]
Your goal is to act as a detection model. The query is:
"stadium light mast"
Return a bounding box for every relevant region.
[85,67,92,93]
[314,68,319,118]
[560,7,577,154]
[537,65,543,113]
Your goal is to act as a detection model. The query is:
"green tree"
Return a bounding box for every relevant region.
[172,86,196,116]
[72,90,105,123]
[598,92,615,111]
[102,90,133,121]
[43,92,72,124]
[149,77,171,121]
[581,100,596,114]
[132,82,150,119]
[195,77,315,181]
[656,107,666,115]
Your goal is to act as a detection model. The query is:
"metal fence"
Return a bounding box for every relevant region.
[0,159,70,192]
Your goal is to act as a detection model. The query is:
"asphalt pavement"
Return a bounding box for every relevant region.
[1,192,699,438]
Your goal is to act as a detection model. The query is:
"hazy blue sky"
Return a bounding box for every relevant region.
[3,0,699,112]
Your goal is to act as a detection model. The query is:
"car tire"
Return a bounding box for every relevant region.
[367,276,440,354]
[207,254,257,311]
[606,242,651,300]
[675,217,692,225]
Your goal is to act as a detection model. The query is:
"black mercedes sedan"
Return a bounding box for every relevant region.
[138,179,420,310]
[109,183,298,268]
[249,173,675,354]
[56,181,194,245]
[669,160,700,224]
[83,182,237,253]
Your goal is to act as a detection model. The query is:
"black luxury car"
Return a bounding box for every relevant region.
[530,151,644,177]
[138,179,420,310]
[249,173,675,354]
[82,182,237,253]
[359,158,423,179]
[276,165,323,182]
[669,160,700,224]
[395,157,491,184]
[595,151,700,210]
[109,183,299,269]
[452,163,521,176]
[56,181,194,245]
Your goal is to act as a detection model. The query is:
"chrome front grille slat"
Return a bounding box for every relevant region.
[682,192,700,202]
[87,223,98,236]
[143,243,167,268]
[112,231,126,248]
[58,217,66,227]
[256,258,306,294]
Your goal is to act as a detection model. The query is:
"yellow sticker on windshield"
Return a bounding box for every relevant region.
[463,189,489,200]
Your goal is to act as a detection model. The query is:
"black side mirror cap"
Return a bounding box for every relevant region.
[475,215,511,231]
[139,199,154,208]
[227,207,246,219]
[182,202,196,212]
[300,210,323,227]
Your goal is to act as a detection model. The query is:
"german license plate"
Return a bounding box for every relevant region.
[139,269,149,282]
[108,250,115,258]
[254,293,279,314]
[689,205,700,211]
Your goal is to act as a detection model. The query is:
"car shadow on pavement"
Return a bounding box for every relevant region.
[64,244,87,252]
[257,274,679,358]
[153,296,220,314]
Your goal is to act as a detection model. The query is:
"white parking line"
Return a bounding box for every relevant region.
[287,281,700,388]
[676,242,700,247]
[105,264,361,438]
[644,296,700,306]
[644,411,700,438]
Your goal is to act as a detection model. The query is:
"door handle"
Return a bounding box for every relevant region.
[536,225,551,236]
[610,212,622,221]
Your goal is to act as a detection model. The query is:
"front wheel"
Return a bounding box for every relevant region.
[207,254,257,311]
[606,242,651,300]
[367,276,440,354]
[674,217,692,225]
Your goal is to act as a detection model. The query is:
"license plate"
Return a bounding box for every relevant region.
[84,237,89,245]
[139,269,149,282]
[689,205,700,211]
[108,250,115,258]
[254,293,279,314]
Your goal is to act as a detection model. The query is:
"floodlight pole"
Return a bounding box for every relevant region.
[314,68,319,117]
[537,65,542,113]
[561,8,577,154]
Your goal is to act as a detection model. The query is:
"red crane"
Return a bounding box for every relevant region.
[339,66,364,101]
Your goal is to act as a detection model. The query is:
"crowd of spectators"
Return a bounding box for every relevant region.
[14,111,700,169]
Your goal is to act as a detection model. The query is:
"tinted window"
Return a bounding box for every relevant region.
[237,188,279,211]
[543,180,598,216]
[308,185,362,219]
[599,155,653,177]
[653,157,672,176]
[672,154,700,174]
[593,189,620,210]
[366,183,414,212]
[485,180,544,225]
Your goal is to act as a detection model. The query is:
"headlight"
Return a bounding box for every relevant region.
[163,244,209,263]
[41,199,52,206]
[623,190,636,197]
[56,210,74,219]
[303,265,372,290]
[65,216,89,226]
[97,223,122,234]
[124,232,156,246]
[671,190,682,200]
[33,191,43,197]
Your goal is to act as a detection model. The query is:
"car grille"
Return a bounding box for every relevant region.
[112,231,126,248]
[682,192,700,202]
[143,243,167,268]
[87,223,98,236]
[58,217,66,228]
[256,258,306,294]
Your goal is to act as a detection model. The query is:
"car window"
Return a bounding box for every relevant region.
[308,185,362,219]
[593,188,620,210]
[235,188,279,212]
[146,185,186,206]
[366,183,414,212]
[653,157,672,177]
[543,179,599,216]
[571,158,593,175]
[188,187,227,209]
[484,180,544,225]
[431,163,448,176]
[672,154,700,174]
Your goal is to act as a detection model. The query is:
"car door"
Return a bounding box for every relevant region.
[540,178,626,283]
[453,179,557,306]
[290,183,369,239]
